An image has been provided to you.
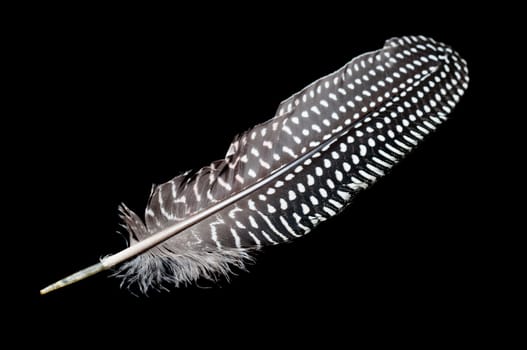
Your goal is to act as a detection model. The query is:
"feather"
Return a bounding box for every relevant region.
[41,35,469,295]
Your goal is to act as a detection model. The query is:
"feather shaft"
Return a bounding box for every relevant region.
[40,262,106,295]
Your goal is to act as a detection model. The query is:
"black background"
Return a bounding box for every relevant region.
[11,4,518,346]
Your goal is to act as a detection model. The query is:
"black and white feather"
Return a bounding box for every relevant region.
[117,35,469,293]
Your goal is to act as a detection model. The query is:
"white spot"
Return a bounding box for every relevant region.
[379,149,397,161]
[359,170,377,182]
[263,140,273,149]
[310,196,319,205]
[394,139,412,150]
[301,204,310,214]
[417,125,429,135]
[323,207,336,216]
[297,183,306,193]
[282,125,292,135]
[352,154,360,165]
[327,179,335,189]
[386,143,405,156]
[329,199,343,209]
[248,232,261,245]
[319,188,328,198]
[259,159,270,169]
[266,188,276,195]
[282,146,297,158]
[373,156,392,168]
[230,228,242,248]
[235,220,247,231]
[291,117,299,124]
[315,167,323,176]
[217,177,232,191]
[331,151,340,160]
[366,163,385,176]
[307,174,315,186]
[210,220,224,249]
[248,169,257,178]
[251,148,260,157]
[285,173,295,181]
[248,200,257,211]
[424,120,436,130]
[337,190,351,201]
[324,159,331,168]
[288,190,296,201]
[258,194,267,201]
[312,124,322,133]
[359,145,367,156]
[335,170,343,181]
[267,204,276,213]
[311,106,321,115]
[275,180,284,188]
[260,230,278,244]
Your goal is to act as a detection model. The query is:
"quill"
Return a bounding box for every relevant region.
[41,35,469,294]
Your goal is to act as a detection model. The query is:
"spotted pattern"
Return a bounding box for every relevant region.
[122,36,469,252]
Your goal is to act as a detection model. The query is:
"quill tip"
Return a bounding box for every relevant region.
[40,262,108,295]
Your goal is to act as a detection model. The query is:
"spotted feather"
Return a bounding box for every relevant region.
[41,35,469,295]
